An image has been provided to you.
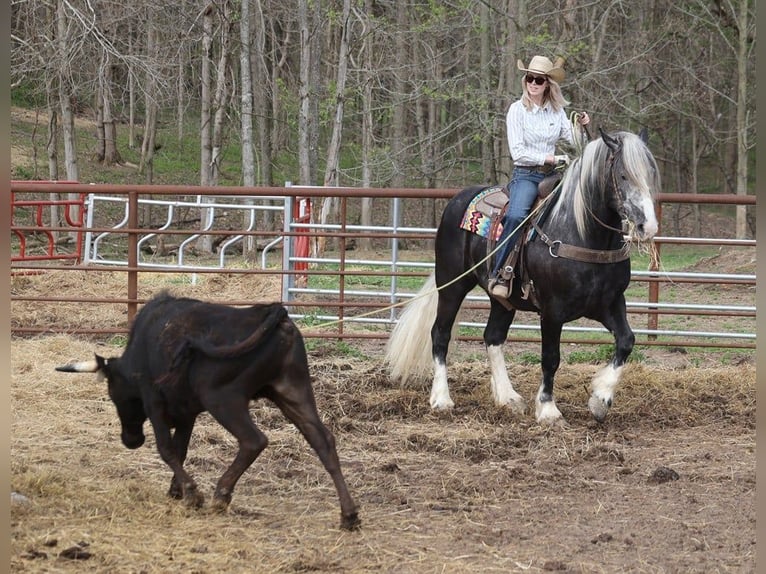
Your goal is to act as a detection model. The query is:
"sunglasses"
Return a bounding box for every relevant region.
[525,75,547,85]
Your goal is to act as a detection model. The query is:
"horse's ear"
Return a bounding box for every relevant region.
[599,128,621,152]
[638,127,649,144]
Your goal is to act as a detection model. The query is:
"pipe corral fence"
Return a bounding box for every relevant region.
[11,181,756,350]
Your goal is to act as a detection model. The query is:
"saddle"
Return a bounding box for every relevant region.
[488,171,562,307]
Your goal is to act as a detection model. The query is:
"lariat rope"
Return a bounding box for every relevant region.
[301,185,561,330]
[300,113,586,330]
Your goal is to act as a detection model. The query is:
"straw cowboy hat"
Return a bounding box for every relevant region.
[517,55,566,84]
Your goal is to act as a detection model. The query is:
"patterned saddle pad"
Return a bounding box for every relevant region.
[459,185,508,239]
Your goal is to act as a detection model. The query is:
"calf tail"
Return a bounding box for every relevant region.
[173,303,288,361]
[158,304,288,386]
[384,273,438,385]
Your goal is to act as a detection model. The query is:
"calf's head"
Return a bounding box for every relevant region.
[56,354,147,449]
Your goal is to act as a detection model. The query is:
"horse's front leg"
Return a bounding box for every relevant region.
[484,303,526,413]
[536,317,565,426]
[588,298,635,422]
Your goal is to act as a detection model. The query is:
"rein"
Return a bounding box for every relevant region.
[534,145,630,264]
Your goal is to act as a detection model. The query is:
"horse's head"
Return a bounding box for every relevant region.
[600,128,660,241]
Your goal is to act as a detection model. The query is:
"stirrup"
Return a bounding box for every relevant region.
[489,277,510,298]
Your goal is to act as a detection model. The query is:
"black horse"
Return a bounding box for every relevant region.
[385,129,660,426]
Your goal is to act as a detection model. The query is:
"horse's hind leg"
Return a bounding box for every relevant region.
[429,281,473,409]
[588,297,635,423]
[484,302,526,413]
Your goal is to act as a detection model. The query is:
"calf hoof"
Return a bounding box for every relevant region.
[183,487,205,509]
[212,488,232,513]
[210,497,230,514]
[168,479,183,500]
[340,511,361,531]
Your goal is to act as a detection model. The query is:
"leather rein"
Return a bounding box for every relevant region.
[532,148,630,264]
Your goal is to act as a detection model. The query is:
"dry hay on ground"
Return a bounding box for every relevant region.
[11,269,282,333]
[11,332,755,573]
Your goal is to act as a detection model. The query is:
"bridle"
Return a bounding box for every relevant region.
[532,139,631,264]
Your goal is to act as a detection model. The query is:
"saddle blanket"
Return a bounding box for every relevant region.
[459,185,508,239]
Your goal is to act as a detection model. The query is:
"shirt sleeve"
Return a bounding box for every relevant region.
[559,109,574,145]
[506,103,547,166]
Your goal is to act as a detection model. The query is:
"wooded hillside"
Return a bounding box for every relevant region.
[11,0,755,238]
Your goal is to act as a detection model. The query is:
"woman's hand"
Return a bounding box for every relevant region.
[578,111,590,126]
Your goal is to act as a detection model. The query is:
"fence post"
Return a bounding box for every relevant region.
[127,190,138,323]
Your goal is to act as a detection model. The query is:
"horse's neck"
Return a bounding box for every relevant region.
[546,185,624,249]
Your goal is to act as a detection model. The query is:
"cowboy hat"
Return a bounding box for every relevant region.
[517,55,565,84]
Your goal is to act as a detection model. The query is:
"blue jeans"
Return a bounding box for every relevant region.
[492,167,545,276]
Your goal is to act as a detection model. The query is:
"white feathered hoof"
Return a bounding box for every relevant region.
[507,396,528,416]
[429,391,454,410]
[535,399,565,427]
[588,394,612,423]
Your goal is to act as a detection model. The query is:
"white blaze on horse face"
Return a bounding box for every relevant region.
[487,345,526,412]
[588,364,623,422]
[639,195,658,240]
[429,360,454,409]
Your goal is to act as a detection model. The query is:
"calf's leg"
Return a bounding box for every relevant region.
[203,394,269,512]
[268,378,360,531]
[167,422,195,499]
[150,417,204,508]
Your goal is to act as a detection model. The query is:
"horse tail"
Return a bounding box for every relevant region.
[384,273,438,384]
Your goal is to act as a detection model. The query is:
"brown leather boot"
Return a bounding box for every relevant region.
[489,277,510,298]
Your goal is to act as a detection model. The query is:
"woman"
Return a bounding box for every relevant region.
[489,55,590,298]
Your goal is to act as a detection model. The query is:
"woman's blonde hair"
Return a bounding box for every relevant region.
[521,77,570,111]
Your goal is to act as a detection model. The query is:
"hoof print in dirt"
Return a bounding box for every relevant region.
[591,532,614,544]
[59,544,92,560]
[648,466,680,484]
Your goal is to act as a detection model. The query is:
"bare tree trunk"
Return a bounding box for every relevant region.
[57,2,78,183]
[253,0,274,231]
[298,0,319,186]
[240,0,257,255]
[99,54,122,165]
[479,1,494,184]
[298,0,321,257]
[210,0,233,188]
[139,8,158,188]
[735,0,749,238]
[128,22,136,149]
[358,0,374,251]
[199,3,215,252]
[46,81,60,240]
[56,0,79,244]
[177,50,185,144]
[319,0,351,252]
[200,3,214,187]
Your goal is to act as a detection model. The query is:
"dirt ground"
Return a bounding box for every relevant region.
[10,273,756,573]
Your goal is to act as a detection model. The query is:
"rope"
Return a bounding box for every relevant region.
[300,188,560,331]
[302,113,584,330]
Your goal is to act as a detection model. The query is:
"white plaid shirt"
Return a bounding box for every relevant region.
[506,100,574,167]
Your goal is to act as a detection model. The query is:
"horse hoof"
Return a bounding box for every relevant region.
[509,398,528,415]
[535,400,564,426]
[588,395,611,423]
[429,396,454,410]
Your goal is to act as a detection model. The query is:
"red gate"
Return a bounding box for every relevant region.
[11,181,87,264]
